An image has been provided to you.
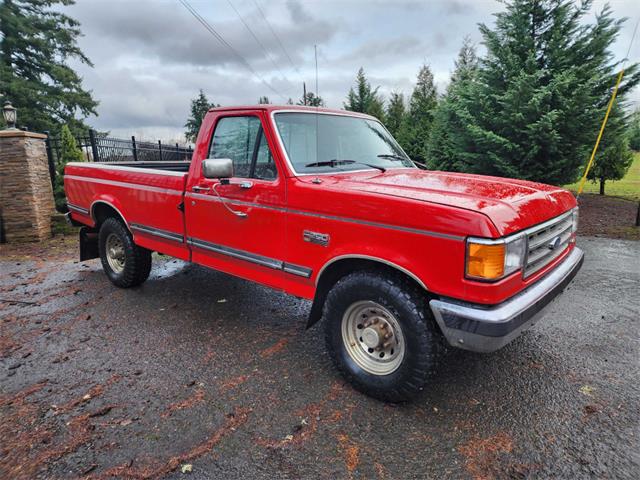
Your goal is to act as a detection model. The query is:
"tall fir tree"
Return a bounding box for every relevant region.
[54,124,84,212]
[627,108,640,151]
[344,67,385,120]
[184,90,218,142]
[586,103,634,194]
[428,37,479,171]
[397,64,438,163]
[385,92,406,137]
[258,96,270,104]
[297,91,325,107]
[0,0,98,133]
[449,0,639,184]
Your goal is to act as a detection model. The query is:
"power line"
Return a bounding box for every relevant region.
[178,0,286,102]
[226,0,290,83]
[252,0,300,75]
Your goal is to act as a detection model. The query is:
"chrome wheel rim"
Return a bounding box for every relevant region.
[341,301,405,376]
[105,233,125,274]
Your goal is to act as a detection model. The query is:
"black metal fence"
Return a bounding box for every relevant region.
[45,129,194,189]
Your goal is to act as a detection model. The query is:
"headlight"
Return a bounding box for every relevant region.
[571,207,579,233]
[466,234,526,281]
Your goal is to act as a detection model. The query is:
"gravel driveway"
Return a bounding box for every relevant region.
[1,236,638,479]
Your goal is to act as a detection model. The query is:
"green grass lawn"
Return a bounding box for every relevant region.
[565,152,640,201]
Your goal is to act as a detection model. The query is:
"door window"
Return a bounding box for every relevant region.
[208,116,277,180]
[253,131,277,180]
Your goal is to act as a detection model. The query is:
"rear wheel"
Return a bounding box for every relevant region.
[324,271,442,402]
[98,217,152,288]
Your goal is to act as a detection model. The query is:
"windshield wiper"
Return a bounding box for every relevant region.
[305,159,386,172]
[377,154,428,169]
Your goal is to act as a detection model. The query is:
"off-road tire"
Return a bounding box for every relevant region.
[323,271,442,402]
[98,217,152,288]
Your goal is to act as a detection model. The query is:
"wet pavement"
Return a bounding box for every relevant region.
[1,236,638,479]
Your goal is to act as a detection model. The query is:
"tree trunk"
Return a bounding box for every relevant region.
[636,201,640,227]
[599,178,605,195]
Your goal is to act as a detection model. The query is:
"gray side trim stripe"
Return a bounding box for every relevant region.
[188,192,464,241]
[187,237,312,278]
[130,223,184,243]
[67,203,89,215]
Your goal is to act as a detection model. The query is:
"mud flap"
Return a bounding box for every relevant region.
[79,226,99,261]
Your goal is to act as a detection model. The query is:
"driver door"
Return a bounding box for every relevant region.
[185,112,286,290]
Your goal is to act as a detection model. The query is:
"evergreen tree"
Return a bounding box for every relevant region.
[344,67,385,120]
[628,108,640,151]
[54,124,84,212]
[258,96,270,104]
[184,90,218,142]
[586,104,634,194]
[454,0,639,184]
[449,36,478,89]
[397,64,438,163]
[428,38,479,171]
[385,92,406,137]
[297,91,325,107]
[0,0,98,133]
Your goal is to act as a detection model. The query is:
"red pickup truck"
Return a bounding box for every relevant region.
[64,105,583,401]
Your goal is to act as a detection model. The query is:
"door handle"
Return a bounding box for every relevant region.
[239,181,253,189]
[192,185,211,193]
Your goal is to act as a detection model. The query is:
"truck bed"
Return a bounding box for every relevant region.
[64,161,190,261]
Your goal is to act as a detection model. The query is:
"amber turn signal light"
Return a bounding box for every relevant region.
[466,242,505,280]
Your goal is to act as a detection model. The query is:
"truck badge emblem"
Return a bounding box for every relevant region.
[303,230,330,247]
[548,236,561,250]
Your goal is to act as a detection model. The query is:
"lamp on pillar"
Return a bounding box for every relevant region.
[2,101,17,130]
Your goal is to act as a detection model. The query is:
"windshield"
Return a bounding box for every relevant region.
[273,112,415,174]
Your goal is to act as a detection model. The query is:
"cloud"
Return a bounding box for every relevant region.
[62,0,638,141]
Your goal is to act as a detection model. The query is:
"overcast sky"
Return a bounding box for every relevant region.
[66,0,639,143]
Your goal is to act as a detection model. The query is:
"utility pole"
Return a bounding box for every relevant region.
[303,82,307,105]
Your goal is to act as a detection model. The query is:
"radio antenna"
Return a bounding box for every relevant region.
[314,44,320,171]
[314,44,319,103]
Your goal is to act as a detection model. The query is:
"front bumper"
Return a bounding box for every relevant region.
[429,247,584,353]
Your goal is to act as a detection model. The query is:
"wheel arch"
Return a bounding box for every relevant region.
[91,200,130,232]
[307,255,430,329]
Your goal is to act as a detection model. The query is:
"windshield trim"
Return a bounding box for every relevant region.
[269,109,415,177]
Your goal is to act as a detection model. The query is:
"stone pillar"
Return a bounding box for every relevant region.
[0,130,54,242]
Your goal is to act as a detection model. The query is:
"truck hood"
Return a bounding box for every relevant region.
[328,169,576,236]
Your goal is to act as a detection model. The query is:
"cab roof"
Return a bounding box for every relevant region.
[207,104,375,119]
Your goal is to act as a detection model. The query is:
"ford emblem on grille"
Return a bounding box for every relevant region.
[547,236,562,250]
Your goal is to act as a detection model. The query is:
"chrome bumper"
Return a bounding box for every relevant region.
[429,247,584,353]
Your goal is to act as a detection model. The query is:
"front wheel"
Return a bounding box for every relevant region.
[98,217,152,288]
[323,271,442,402]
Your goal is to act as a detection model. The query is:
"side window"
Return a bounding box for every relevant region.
[208,116,277,180]
[209,116,260,178]
[253,131,276,180]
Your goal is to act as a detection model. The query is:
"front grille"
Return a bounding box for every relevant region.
[524,211,573,278]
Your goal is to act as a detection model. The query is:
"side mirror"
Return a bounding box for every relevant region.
[202,158,234,179]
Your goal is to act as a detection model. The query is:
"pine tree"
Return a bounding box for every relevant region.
[54,124,84,212]
[397,65,438,163]
[297,92,325,107]
[449,36,478,89]
[0,0,98,133]
[428,38,479,171]
[456,0,639,184]
[184,90,218,142]
[344,67,385,120]
[627,108,640,151]
[586,103,634,194]
[385,92,406,137]
[258,96,270,104]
